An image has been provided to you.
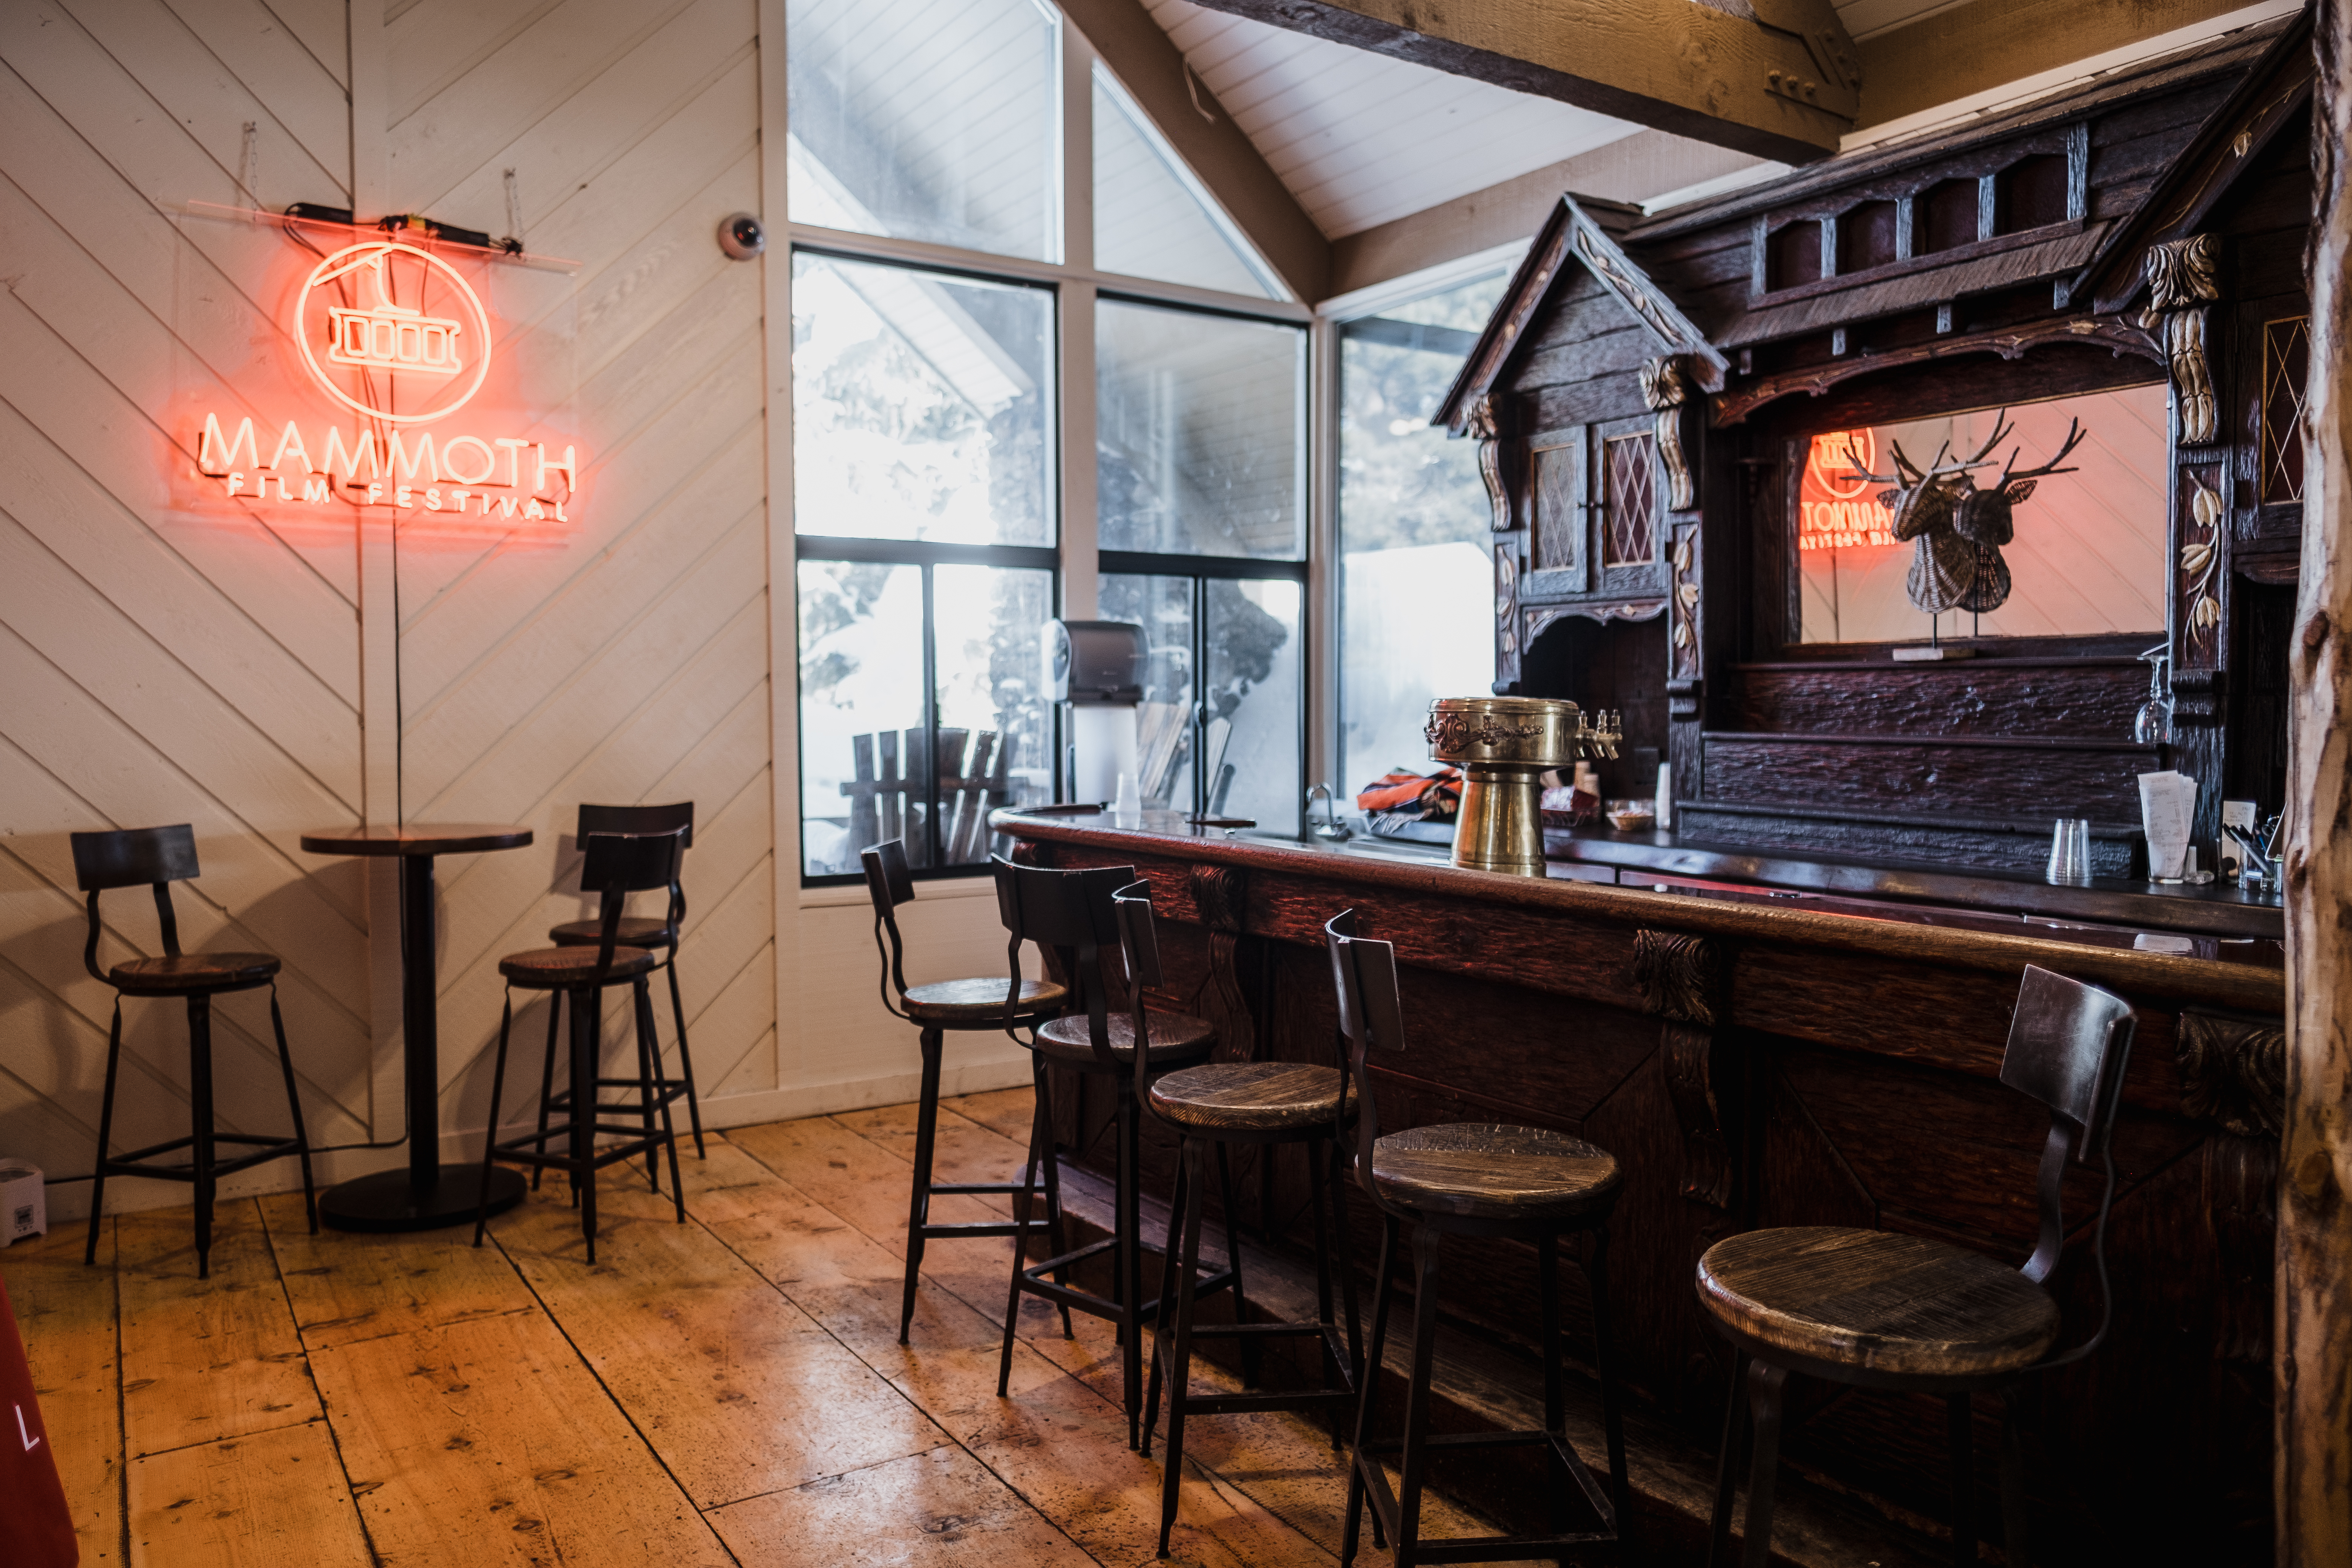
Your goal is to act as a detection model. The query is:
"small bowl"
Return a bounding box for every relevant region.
[1605,804,1655,833]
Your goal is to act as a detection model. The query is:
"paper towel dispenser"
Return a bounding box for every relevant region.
[1043,620,1146,705]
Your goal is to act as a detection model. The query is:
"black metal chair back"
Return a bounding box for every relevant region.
[577,802,689,943]
[1324,907,1409,1215]
[991,855,1135,1061]
[70,825,200,978]
[2002,963,2136,1362]
[577,829,686,985]
[860,838,919,1019]
[1111,878,1171,1107]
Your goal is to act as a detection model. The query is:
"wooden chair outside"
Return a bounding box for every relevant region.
[70,824,316,1280]
[1698,963,2136,1567]
[842,728,1014,868]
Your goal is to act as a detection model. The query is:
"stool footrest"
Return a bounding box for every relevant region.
[1167,1388,1354,1417]
[926,1181,1033,1197]
[918,1220,1044,1240]
[1184,1320,1328,1340]
[1354,1435,1615,1565]
[100,1138,303,1185]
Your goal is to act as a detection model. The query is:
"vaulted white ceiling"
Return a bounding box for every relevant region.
[1138,0,1640,240]
[1136,0,1998,242]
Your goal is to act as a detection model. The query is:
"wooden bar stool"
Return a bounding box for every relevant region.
[474,829,689,1264]
[71,825,316,1280]
[1699,964,2136,1568]
[859,838,1069,1343]
[545,801,703,1158]
[1325,908,1633,1568]
[1115,879,1364,1557]
[992,856,1227,1450]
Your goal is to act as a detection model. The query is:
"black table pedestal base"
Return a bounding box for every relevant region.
[320,1164,527,1233]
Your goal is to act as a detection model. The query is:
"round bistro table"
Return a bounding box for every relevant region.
[302,823,534,1231]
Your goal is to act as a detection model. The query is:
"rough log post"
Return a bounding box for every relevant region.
[2283,2,2352,1558]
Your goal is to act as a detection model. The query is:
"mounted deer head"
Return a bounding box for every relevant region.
[1840,410,2090,618]
[1956,416,2086,546]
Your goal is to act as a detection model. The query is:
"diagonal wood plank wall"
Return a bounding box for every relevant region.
[0,0,1034,1219]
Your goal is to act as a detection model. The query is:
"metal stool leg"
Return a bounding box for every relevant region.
[1740,1360,1791,1568]
[1213,1141,1257,1387]
[1585,1227,1632,1547]
[531,994,561,1192]
[1708,1350,1751,1568]
[638,979,685,1223]
[1342,1213,1400,1568]
[1116,1087,1145,1448]
[1394,1225,1445,1568]
[1948,1392,1978,1566]
[84,1001,123,1266]
[998,1077,1053,1395]
[189,994,216,1281]
[1998,1382,2032,1567]
[1032,1060,1074,1338]
[475,992,517,1248]
[663,956,705,1156]
[1539,1231,1566,1553]
[1142,1142,1193,1458]
[266,983,318,1233]
[1306,1133,1344,1449]
[570,984,599,1264]
[900,1026,946,1343]
[1155,1137,1210,1556]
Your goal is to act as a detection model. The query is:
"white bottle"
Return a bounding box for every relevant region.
[1655,762,1674,831]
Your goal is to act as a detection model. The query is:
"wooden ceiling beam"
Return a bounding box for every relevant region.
[1179,0,1861,164]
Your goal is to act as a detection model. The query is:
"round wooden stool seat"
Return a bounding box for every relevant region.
[548,916,675,950]
[1369,1123,1621,1222]
[499,945,658,988]
[1148,1061,1348,1133]
[1697,1227,2061,1381]
[903,976,1068,1025]
[1034,1009,1216,1066]
[109,951,280,993]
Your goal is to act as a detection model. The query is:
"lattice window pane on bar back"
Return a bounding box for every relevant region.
[2262,316,2309,505]
[1604,433,1657,565]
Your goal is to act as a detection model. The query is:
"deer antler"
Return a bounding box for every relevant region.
[1998,416,2087,485]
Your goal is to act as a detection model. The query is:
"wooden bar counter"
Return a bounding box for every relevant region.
[997,807,2283,1562]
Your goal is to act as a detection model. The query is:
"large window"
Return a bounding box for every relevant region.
[793,254,1058,877]
[787,0,1305,881]
[1335,271,1510,804]
[1099,297,1307,830]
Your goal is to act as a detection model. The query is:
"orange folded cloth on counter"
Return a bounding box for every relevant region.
[1357,768,1462,820]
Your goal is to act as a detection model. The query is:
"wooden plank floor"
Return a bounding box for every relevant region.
[3,1087,1488,1567]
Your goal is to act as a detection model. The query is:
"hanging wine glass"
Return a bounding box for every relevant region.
[2132,645,2173,746]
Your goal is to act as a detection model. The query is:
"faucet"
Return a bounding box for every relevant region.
[1307,782,1353,842]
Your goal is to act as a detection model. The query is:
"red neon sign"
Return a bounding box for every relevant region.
[182,227,581,536]
[1797,429,1894,552]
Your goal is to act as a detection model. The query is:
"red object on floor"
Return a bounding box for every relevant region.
[0,1273,78,1567]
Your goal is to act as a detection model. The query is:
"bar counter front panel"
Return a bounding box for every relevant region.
[999,808,2280,1562]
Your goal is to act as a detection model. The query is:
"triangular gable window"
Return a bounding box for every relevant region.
[1092,66,1284,300]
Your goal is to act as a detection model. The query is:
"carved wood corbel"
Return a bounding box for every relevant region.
[1465,393,1517,533]
[1641,356,1696,511]
[2177,1009,2285,1364]
[1632,929,1735,1209]
[1186,863,1259,1062]
[2143,235,2222,445]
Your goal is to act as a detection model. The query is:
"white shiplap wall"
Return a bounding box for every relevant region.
[0,0,1030,1222]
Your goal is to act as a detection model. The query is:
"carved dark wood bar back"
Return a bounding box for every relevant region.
[999,804,2286,1561]
[1437,13,2312,877]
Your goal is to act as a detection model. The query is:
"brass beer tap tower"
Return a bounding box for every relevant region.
[1424,697,1621,876]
